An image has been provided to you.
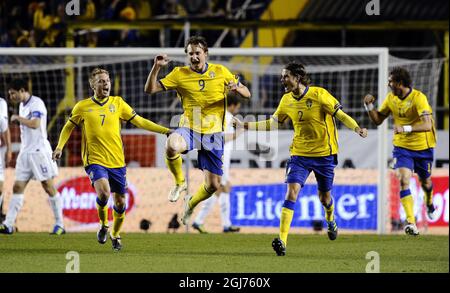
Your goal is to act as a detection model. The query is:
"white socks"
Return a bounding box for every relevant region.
[219,192,231,228]
[49,193,64,228]
[4,193,24,228]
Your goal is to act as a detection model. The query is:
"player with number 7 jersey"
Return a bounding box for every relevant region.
[53,68,171,251]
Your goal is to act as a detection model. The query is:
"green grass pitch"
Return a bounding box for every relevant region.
[0,233,448,273]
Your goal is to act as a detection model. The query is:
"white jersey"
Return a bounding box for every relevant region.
[19,95,51,153]
[0,97,8,145]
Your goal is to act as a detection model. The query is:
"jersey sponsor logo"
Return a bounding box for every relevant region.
[57,176,136,223]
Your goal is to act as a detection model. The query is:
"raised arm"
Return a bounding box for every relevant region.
[144,54,170,95]
[53,120,77,160]
[364,94,388,126]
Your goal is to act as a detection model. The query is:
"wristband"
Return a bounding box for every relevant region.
[403,125,412,133]
[364,103,374,111]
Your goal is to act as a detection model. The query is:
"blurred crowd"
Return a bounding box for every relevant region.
[0,0,269,47]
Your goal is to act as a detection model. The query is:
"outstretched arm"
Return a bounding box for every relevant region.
[233,116,281,131]
[144,54,170,94]
[334,109,368,137]
[364,94,388,126]
[53,120,76,160]
[129,115,171,135]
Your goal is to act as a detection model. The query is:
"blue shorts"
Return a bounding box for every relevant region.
[285,155,337,192]
[85,164,127,194]
[393,146,434,179]
[175,127,224,176]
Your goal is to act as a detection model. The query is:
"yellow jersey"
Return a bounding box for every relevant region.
[159,63,239,134]
[69,96,137,168]
[379,88,436,151]
[273,86,342,157]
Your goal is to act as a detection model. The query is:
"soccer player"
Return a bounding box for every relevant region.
[144,35,251,225]
[0,78,65,235]
[53,68,171,251]
[364,67,436,236]
[234,62,368,256]
[0,96,12,221]
[191,94,244,233]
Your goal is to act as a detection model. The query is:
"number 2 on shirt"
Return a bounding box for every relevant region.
[100,114,106,126]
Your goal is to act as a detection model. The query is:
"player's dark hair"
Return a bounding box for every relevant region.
[184,35,208,53]
[227,92,242,107]
[8,78,30,92]
[390,67,412,88]
[285,62,311,86]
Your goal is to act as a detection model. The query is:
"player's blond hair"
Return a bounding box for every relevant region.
[89,68,109,87]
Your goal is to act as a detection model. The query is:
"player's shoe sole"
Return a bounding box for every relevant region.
[272,238,286,256]
[168,181,188,202]
[327,221,338,241]
[50,225,66,235]
[404,223,419,236]
[110,234,122,251]
[97,225,109,244]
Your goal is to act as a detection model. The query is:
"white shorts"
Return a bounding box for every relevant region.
[15,150,58,182]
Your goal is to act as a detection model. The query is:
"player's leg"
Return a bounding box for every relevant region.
[192,186,221,233]
[273,156,309,256]
[1,152,31,234]
[182,132,224,225]
[314,155,338,240]
[0,180,28,234]
[107,166,128,251]
[41,178,65,235]
[0,146,5,220]
[414,149,435,219]
[165,130,189,202]
[220,182,239,233]
[393,147,419,235]
[183,169,220,225]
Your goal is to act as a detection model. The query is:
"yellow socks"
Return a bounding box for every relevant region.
[322,197,335,222]
[165,154,185,185]
[279,200,295,246]
[189,183,214,210]
[423,184,434,206]
[112,206,126,238]
[400,189,415,224]
[96,197,109,227]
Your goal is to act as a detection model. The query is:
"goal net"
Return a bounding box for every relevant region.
[0,48,443,233]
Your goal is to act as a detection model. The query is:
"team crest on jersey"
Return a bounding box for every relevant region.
[209,71,215,78]
[109,104,116,113]
[306,99,313,109]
